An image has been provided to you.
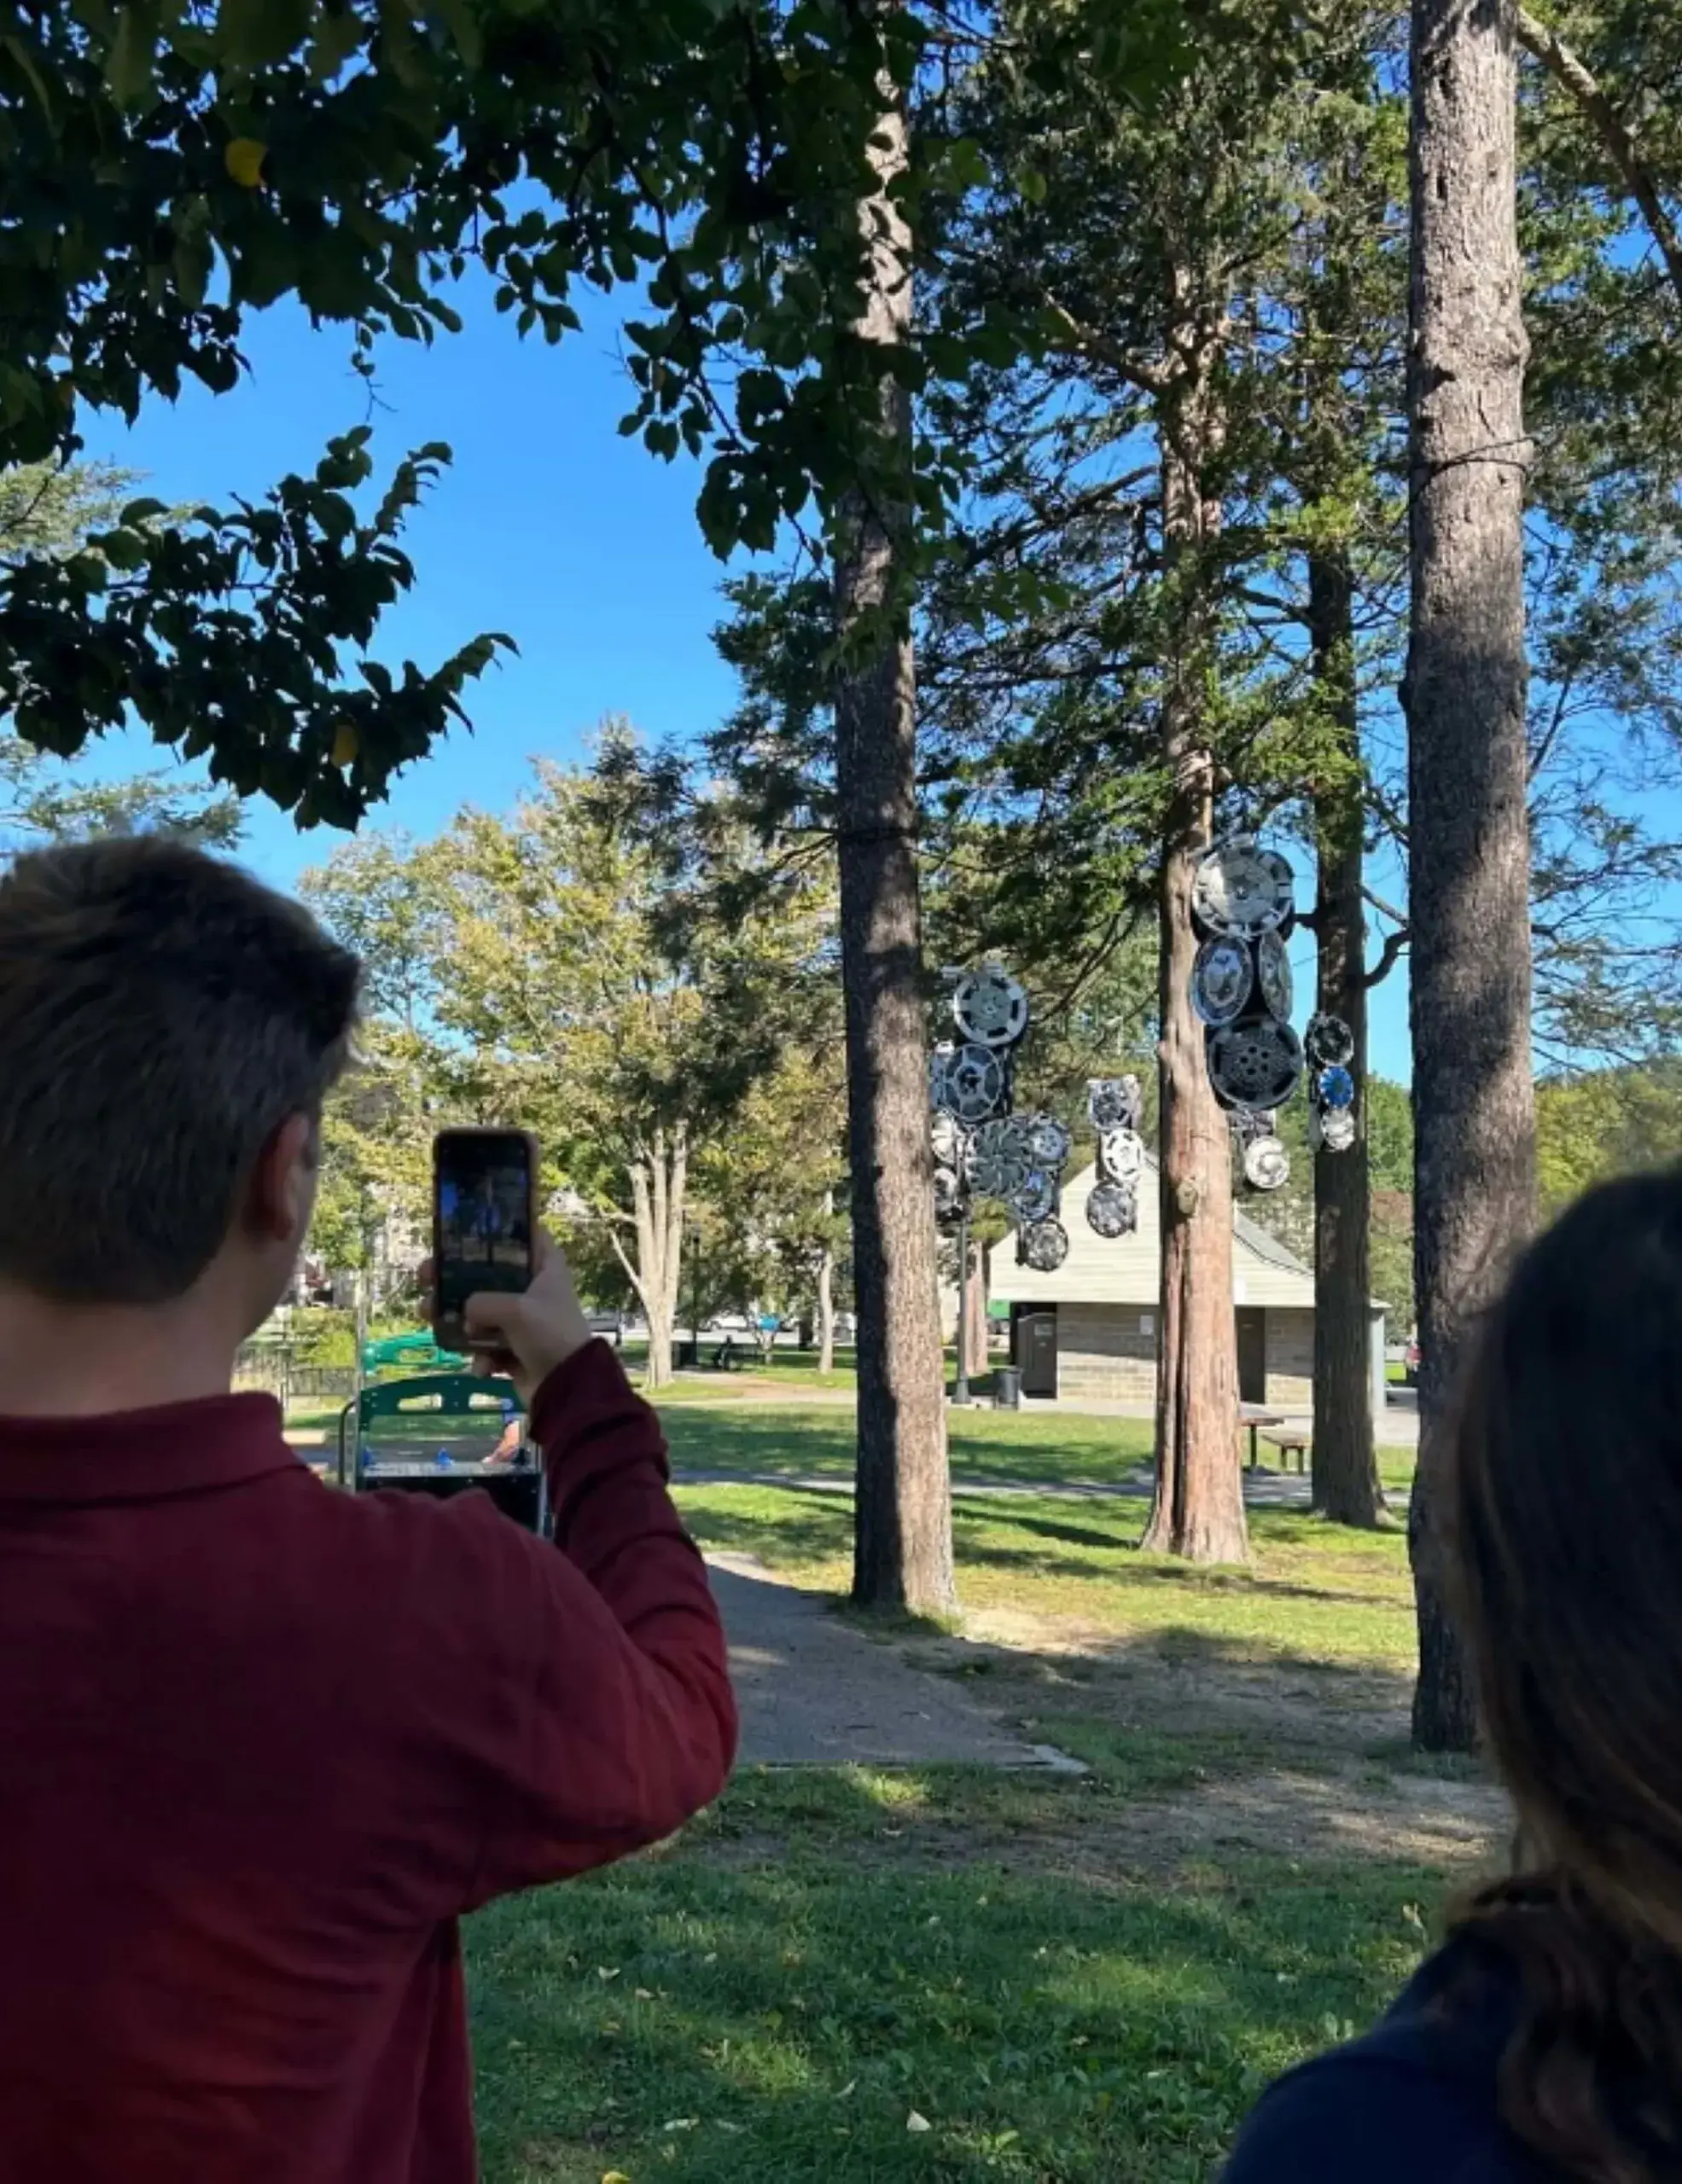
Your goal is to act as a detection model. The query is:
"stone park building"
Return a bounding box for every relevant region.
[994,1155,1388,1414]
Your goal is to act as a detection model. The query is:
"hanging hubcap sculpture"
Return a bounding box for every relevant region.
[953,968,1031,1050]
[1190,935,1254,1026]
[1085,1182,1138,1240]
[1208,1019,1304,1112]
[945,1043,1008,1124]
[1022,1218,1070,1274]
[1191,839,1295,938]
[1243,1135,1291,1193]
[968,1116,1033,1199]
[929,970,1076,1279]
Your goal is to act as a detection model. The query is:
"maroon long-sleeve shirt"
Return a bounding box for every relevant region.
[0,1339,736,2183]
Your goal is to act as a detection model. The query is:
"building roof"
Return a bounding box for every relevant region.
[992,1155,1318,1311]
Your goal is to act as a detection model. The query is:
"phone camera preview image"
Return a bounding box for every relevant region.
[435,1140,533,1317]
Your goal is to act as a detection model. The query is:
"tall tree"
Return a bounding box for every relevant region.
[311,750,837,1388]
[1141,329,1248,1564]
[0,2,972,819]
[832,4,954,1613]
[1406,0,1536,1750]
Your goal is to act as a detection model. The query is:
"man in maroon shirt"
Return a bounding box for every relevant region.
[0,835,737,2183]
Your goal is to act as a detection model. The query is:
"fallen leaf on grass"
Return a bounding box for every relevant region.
[906,2111,932,2134]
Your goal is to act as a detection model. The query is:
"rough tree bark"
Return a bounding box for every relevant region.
[835,26,955,1615]
[617,1124,688,1389]
[1143,337,1248,1566]
[1308,549,1386,1528]
[1406,0,1535,1750]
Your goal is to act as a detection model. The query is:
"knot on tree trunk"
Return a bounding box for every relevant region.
[1176,1176,1202,1217]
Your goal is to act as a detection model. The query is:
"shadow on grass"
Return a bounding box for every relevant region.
[467,1757,1440,2184]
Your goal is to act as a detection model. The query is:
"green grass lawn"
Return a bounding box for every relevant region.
[662,1399,1417,1496]
[454,1400,1471,2182]
[469,1765,1436,2184]
[678,1483,1417,1673]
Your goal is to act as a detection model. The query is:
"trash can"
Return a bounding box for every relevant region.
[994,1366,1023,1411]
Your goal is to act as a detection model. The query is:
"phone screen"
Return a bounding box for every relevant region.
[434,1133,534,1321]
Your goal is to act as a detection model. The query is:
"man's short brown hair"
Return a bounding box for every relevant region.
[0,835,360,1304]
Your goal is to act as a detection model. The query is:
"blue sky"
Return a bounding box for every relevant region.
[88,285,740,870]
[75,289,1417,1082]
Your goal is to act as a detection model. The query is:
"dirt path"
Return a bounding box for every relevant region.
[707,1552,1082,1769]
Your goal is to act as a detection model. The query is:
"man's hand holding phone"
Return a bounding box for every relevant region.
[461,1233,595,1404]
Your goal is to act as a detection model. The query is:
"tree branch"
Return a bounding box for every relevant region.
[1365,924,1410,990]
[1516,6,1682,311]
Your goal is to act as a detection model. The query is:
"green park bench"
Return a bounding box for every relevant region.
[336,1374,550,1536]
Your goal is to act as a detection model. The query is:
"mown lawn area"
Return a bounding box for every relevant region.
[460,1400,1488,2184]
[469,1765,1438,2184]
[662,1400,1417,1500]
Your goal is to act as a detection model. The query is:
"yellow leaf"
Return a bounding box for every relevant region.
[331,723,358,769]
[602,2173,632,2184]
[224,136,266,188]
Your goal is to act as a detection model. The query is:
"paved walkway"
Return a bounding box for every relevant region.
[707,1552,1083,1769]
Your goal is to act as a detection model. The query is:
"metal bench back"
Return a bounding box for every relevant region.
[337,1373,525,1488]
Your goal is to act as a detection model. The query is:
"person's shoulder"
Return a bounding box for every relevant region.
[1222,1942,1543,2184]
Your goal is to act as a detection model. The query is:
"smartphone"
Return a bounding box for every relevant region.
[432,1128,538,1355]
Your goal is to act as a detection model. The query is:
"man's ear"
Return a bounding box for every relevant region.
[250,1113,317,1245]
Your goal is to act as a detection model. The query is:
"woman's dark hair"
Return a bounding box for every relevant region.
[1447,1170,1682,2182]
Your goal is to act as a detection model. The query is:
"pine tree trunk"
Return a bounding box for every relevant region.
[1143,363,1248,1566]
[1406,0,1534,1750]
[835,35,955,1616]
[1308,550,1385,1528]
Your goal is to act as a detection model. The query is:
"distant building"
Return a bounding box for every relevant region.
[993,1157,1387,1414]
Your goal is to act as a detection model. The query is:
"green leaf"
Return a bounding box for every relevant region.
[215,0,312,69]
[432,0,482,68]
[104,2,157,107]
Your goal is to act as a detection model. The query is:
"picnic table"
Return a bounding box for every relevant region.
[1239,1404,1285,1469]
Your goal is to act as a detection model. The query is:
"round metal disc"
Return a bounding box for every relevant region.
[1243,1135,1291,1192]
[1191,840,1295,938]
[968,1116,1032,1199]
[952,968,1030,1051]
[929,1044,956,1113]
[1023,1218,1070,1274]
[1088,1076,1143,1133]
[1085,1182,1138,1240]
[1305,1013,1356,1070]
[1208,1019,1304,1112]
[1026,1113,1073,1170]
[1099,1126,1145,1183]
[1256,929,1294,1019]
[946,1043,1007,1124]
[1320,1107,1357,1153]
[1190,935,1254,1027]
[1316,1064,1356,1112]
[1011,1169,1058,1224]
